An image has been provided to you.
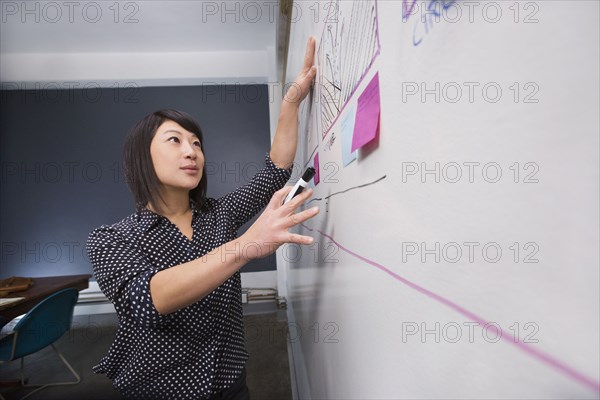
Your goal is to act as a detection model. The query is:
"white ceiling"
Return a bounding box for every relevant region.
[1,1,275,53]
[0,1,279,85]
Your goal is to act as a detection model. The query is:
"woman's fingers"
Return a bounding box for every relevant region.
[277,186,319,241]
[287,206,319,228]
[283,188,314,212]
[303,36,316,71]
[241,185,320,260]
[287,233,315,245]
[269,186,293,209]
[283,37,317,104]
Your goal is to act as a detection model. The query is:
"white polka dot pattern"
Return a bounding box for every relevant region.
[86,154,291,399]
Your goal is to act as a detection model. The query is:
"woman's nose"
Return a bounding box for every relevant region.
[183,142,197,159]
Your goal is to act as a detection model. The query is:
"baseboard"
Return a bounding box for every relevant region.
[73,301,115,316]
[240,270,277,288]
[74,281,113,316]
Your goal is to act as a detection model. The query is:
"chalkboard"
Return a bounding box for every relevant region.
[282,1,600,398]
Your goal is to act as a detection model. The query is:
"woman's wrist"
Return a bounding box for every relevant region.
[279,99,300,117]
[237,233,276,263]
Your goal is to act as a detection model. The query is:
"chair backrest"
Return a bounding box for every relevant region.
[10,288,79,359]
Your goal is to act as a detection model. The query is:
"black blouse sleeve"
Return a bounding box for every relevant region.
[86,225,171,328]
[216,153,292,229]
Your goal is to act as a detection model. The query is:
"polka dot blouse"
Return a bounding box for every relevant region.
[86,154,291,399]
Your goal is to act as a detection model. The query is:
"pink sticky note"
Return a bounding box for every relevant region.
[351,72,380,152]
[313,153,320,185]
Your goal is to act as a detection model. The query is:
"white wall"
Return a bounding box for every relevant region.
[1,51,269,88]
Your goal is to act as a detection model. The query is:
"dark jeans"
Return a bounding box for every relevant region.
[208,369,250,400]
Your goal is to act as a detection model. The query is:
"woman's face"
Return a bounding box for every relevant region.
[150,120,204,193]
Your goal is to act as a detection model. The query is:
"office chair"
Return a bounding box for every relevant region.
[0,288,81,399]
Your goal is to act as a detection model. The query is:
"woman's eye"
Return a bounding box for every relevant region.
[193,141,202,148]
[168,136,180,143]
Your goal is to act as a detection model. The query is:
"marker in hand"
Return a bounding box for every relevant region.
[283,167,316,204]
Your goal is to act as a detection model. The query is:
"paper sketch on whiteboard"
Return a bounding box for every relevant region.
[318,0,381,139]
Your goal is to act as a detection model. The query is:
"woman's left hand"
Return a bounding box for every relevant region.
[284,36,318,105]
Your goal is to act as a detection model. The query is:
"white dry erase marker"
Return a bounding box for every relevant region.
[283,167,316,204]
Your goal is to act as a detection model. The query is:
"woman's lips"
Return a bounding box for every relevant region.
[181,166,199,174]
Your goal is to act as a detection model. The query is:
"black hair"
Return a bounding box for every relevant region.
[122,109,208,214]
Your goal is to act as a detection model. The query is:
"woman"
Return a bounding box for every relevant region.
[86,38,319,399]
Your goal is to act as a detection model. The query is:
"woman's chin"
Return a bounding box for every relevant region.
[165,180,202,192]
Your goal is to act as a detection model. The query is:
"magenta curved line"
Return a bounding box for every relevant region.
[301,224,600,394]
[403,0,417,20]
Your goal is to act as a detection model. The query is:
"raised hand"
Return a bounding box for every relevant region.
[239,186,319,260]
[284,36,318,105]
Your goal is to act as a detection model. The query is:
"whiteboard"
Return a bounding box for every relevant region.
[282,1,600,398]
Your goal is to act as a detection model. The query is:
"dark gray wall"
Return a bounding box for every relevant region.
[0,84,283,278]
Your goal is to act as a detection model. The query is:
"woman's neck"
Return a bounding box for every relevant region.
[147,190,191,219]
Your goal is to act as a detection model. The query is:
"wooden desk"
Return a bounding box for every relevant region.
[0,274,91,321]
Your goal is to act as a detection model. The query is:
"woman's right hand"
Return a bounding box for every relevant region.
[239,186,320,261]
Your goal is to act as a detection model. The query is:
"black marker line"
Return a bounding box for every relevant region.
[308,175,387,205]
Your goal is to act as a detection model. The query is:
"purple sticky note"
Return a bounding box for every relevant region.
[351,72,380,152]
[313,153,320,185]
